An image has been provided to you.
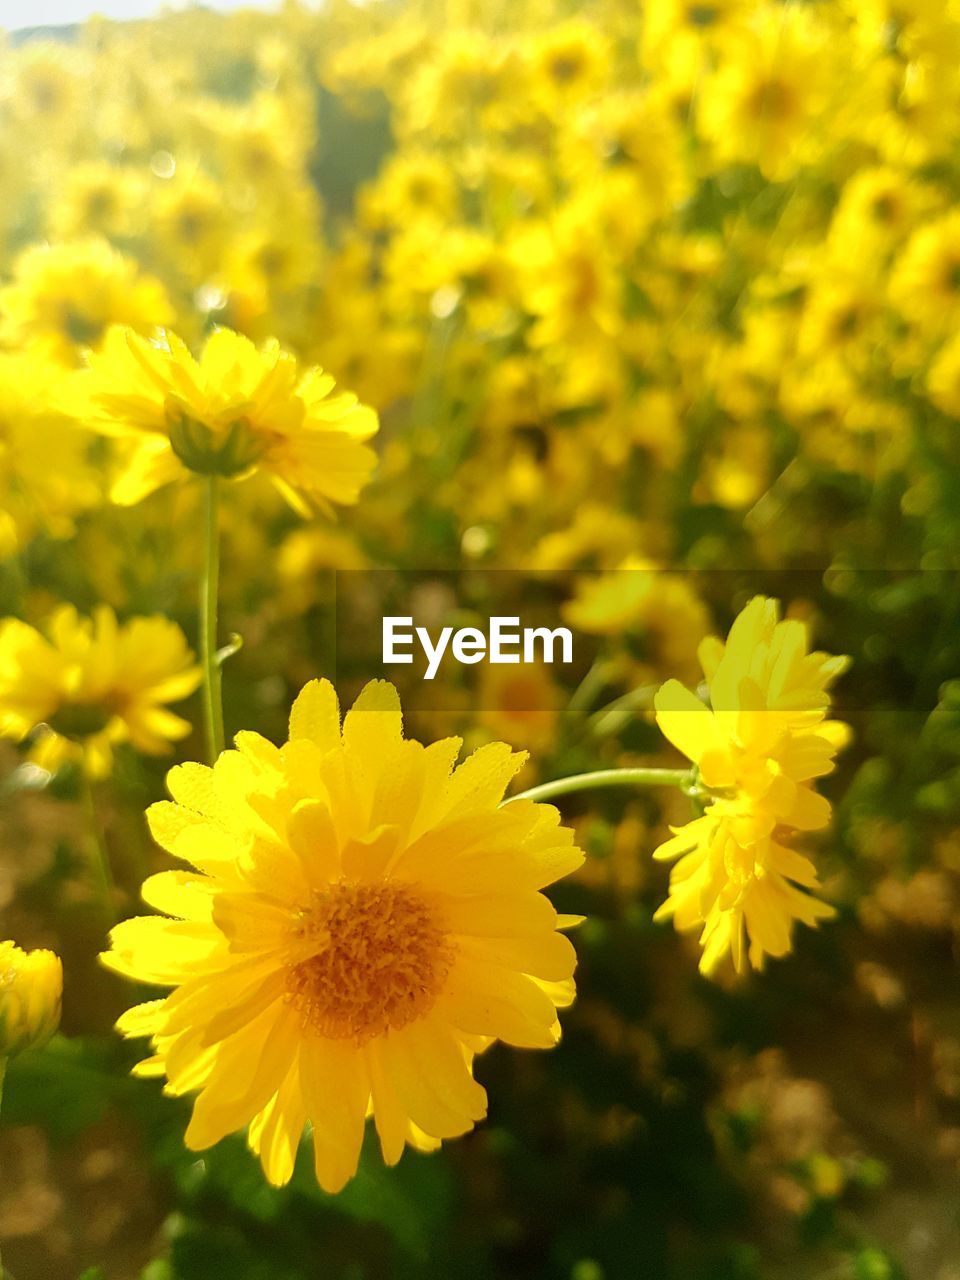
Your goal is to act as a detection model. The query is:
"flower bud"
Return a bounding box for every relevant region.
[0,941,63,1058]
[166,408,263,477]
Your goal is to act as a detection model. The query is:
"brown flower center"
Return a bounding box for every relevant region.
[285,881,454,1044]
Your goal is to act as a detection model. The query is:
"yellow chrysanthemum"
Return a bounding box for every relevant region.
[80,326,379,513]
[0,352,99,556]
[0,606,201,778]
[0,240,172,367]
[0,942,63,1060]
[652,598,849,975]
[105,680,583,1192]
[891,211,960,335]
[927,332,960,416]
[697,7,834,181]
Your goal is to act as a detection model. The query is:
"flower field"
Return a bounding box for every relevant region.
[1,2,960,1277]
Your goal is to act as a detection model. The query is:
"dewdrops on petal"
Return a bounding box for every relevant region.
[0,606,201,779]
[104,679,583,1193]
[0,942,63,1058]
[79,325,379,514]
[652,597,850,976]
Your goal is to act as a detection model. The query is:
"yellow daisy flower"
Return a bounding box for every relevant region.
[890,211,960,336]
[104,679,583,1192]
[0,352,99,556]
[697,6,834,181]
[0,240,172,367]
[81,326,379,513]
[652,597,849,975]
[0,606,201,778]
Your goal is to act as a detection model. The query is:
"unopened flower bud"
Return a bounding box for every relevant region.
[0,941,62,1058]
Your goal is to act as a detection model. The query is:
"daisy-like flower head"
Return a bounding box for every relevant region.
[0,606,201,779]
[652,597,849,975]
[0,352,99,556]
[81,326,379,514]
[104,680,583,1192]
[0,240,172,367]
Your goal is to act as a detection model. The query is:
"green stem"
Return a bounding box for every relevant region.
[80,773,115,920]
[505,766,696,806]
[1,1056,6,1280]
[200,476,225,764]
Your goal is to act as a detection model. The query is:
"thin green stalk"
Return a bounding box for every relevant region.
[586,683,657,738]
[0,1056,6,1280]
[505,766,696,806]
[81,772,115,921]
[200,476,225,764]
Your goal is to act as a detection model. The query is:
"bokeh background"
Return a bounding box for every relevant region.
[2,1,960,1277]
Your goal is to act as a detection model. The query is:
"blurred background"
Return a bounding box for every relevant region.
[2,1,960,1277]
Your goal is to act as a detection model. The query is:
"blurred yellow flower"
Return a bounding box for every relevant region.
[0,40,87,137]
[927,331,960,416]
[565,562,711,685]
[652,597,849,974]
[81,326,379,512]
[0,240,172,367]
[48,162,145,242]
[527,18,611,113]
[105,679,582,1191]
[698,6,834,181]
[0,352,99,556]
[891,211,960,334]
[0,606,201,778]
[0,942,62,1059]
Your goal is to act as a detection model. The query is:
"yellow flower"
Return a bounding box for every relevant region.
[565,561,711,685]
[891,211,960,335]
[0,240,172,367]
[81,326,379,513]
[652,598,849,975]
[0,353,99,556]
[105,680,583,1192]
[0,40,87,137]
[149,171,230,281]
[48,162,145,242]
[928,332,960,416]
[697,7,834,181]
[400,31,519,139]
[476,662,560,755]
[526,18,611,113]
[0,606,201,778]
[0,943,63,1059]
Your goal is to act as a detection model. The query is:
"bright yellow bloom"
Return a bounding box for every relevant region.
[0,240,172,367]
[891,212,960,336]
[105,680,583,1192]
[81,327,379,513]
[0,943,63,1059]
[526,18,611,113]
[0,40,87,137]
[48,162,145,242]
[697,7,834,181]
[0,353,99,556]
[565,561,711,685]
[652,598,849,975]
[0,606,201,778]
[928,332,960,416]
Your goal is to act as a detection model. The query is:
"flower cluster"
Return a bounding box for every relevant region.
[653,598,849,974]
